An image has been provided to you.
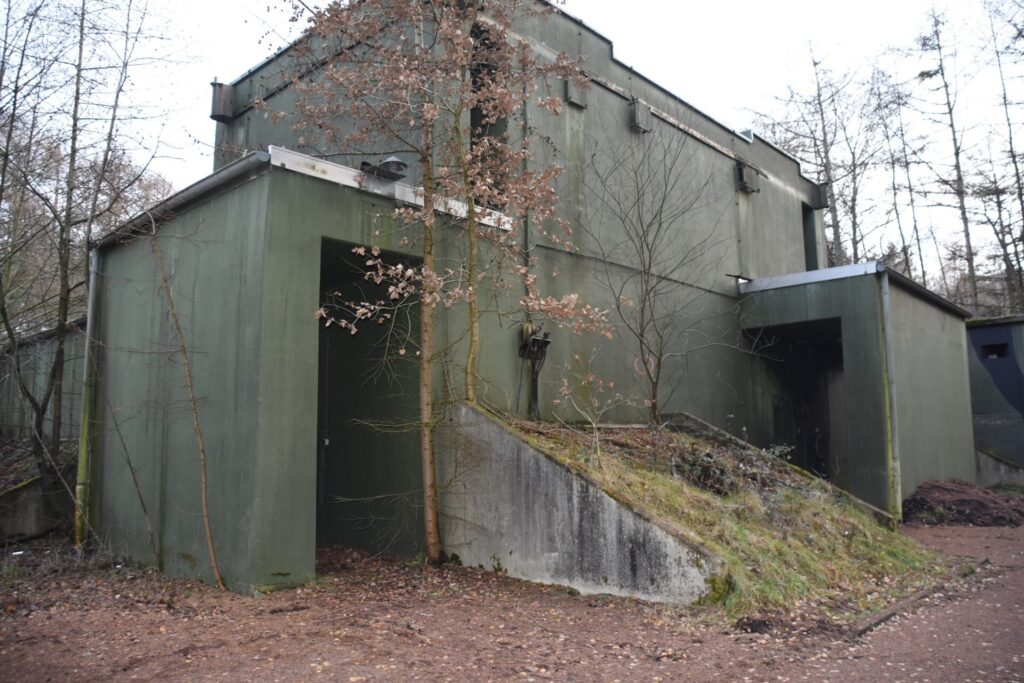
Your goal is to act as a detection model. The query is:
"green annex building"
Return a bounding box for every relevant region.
[6,3,977,595]
[740,263,975,511]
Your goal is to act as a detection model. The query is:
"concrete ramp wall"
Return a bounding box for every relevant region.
[438,404,721,605]
[977,450,1024,488]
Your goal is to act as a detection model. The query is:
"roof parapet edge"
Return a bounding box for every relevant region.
[740,261,970,319]
[222,1,817,188]
[95,151,271,250]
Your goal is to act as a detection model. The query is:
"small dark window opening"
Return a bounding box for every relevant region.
[802,203,819,271]
[470,25,509,146]
[470,24,508,209]
[983,343,1008,359]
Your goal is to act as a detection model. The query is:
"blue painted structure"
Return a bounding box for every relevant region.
[968,316,1024,471]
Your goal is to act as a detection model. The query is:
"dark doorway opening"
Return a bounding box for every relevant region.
[756,318,845,481]
[316,238,424,559]
[802,203,819,271]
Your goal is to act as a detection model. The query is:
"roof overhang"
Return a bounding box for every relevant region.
[967,314,1024,328]
[96,147,510,251]
[96,150,272,250]
[739,261,971,319]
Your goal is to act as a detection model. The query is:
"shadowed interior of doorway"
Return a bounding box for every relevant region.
[316,237,425,559]
[756,318,847,485]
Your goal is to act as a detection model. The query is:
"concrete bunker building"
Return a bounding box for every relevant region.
[17,3,976,598]
[967,315,1024,486]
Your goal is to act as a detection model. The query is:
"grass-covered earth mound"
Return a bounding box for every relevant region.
[512,417,950,617]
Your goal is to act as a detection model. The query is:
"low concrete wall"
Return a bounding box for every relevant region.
[0,478,49,540]
[977,450,1024,488]
[973,414,1024,468]
[438,404,721,605]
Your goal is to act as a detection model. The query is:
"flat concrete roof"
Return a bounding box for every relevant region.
[967,314,1024,328]
[96,147,507,251]
[739,261,971,319]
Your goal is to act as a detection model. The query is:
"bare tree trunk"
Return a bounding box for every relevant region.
[83,0,137,286]
[896,103,928,284]
[932,229,950,295]
[929,13,978,309]
[991,9,1024,303]
[0,3,52,495]
[47,0,88,487]
[811,55,845,264]
[453,121,479,404]
[418,145,442,564]
[0,0,156,536]
[884,123,913,276]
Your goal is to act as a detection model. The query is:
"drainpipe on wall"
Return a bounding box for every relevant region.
[879,270,903,515]
[519,83,533,418]
[74,248,101,547]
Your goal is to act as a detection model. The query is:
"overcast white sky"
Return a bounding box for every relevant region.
[142,0,976,190]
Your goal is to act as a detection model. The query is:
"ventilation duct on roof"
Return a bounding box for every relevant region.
[360,156,408,182]
[736,161,760,194]
[565,79,588,109]
[629,98,652,134]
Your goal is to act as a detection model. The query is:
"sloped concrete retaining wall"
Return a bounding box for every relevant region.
[438,404,721,605]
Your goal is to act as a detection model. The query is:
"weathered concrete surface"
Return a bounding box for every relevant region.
[968,318,1024,468]
[977,449,1024,488]
[740,269,975,517]
[0,477,70,540]
[888,283,975,501]
[214,4,828,440]
[740,274,892,511]
[0,478,45,540]
[438,403,721,605]
[0,326,85,440]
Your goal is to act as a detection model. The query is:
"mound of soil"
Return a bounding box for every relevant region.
[903,479,1024,526]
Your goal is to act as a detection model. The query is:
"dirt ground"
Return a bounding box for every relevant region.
[1,525,1022,682]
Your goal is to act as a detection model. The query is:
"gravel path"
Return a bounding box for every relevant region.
[1,525,1021,682]
[776,525,1024,683]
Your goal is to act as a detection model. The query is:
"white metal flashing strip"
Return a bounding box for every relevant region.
[738,261,884,294]
[267,146,510,230]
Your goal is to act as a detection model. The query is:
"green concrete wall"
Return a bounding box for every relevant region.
[204,5,831,447]
[91,164,432,591]
[91,171,271,592]
[0,327,85,440]
[741,275,892,511]
[212,4,826,289]
[255,169,427,575]
[969,322,1024,415]
[888,286,975,497]
[81,152,975,591]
